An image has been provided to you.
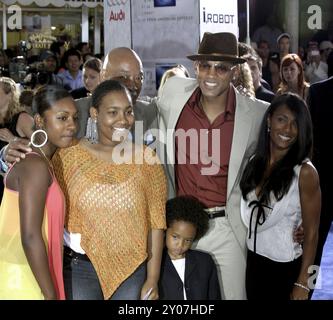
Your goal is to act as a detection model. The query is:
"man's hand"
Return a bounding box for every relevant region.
[4,137,32,164]
[0,128,16,143]
[293,224,304,244]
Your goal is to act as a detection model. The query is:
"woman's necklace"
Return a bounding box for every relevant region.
[38,147,54,170]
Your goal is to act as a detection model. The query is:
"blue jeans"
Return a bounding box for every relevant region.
[63,252,104,300]
[63,251,147,300]
[110,262,147,300]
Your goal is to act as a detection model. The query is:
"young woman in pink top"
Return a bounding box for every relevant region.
[0,85,78,299]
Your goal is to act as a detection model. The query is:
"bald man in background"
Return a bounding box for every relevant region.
[2,47,159,166]
[75,47,158,143]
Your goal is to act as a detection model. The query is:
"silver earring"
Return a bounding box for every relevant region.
[85,117,98,144]
[267,127,271,133]
[29,129,48,147]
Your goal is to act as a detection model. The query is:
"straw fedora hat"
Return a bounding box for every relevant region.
[187,32,246,64]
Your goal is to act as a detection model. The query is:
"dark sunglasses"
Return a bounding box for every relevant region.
[197,61,236,76]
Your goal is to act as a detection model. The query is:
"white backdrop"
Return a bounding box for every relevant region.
[132,0,199,96]
[104,0,132,52]
[104,0,239,97]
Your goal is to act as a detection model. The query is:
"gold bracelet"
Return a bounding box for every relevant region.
[294,282,310,292]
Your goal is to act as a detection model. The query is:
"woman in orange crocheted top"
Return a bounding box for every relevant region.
[52,79,167,300]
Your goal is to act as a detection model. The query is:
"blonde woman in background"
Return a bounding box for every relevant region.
[0,77,33,197]
[157,65,190,97]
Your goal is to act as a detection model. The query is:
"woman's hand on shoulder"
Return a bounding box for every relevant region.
[4,136,31,164]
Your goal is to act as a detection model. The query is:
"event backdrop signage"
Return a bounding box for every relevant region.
[199,0,239,39]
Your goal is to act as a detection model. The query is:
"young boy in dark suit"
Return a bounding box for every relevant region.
[159,196,221,300]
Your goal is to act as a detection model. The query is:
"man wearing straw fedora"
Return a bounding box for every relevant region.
[158,32,269,299]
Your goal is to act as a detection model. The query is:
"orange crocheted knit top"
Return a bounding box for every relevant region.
[52,142,167,299]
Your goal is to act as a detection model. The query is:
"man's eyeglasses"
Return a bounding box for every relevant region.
[197,61,236,76]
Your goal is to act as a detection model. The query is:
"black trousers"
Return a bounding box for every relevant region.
[246,249,302,300]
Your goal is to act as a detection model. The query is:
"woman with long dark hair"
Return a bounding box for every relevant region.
[240,93,321,300]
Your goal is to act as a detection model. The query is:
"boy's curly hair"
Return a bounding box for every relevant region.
[166,196,209,240]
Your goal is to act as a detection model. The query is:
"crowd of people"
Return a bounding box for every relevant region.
[0,28,332,301]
